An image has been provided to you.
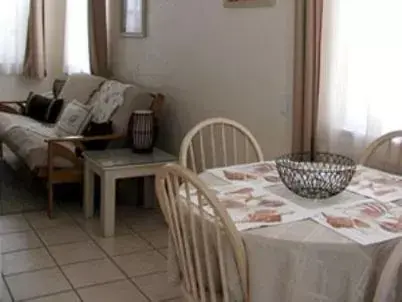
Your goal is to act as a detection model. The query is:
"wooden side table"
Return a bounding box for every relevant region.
[83,148,176,237]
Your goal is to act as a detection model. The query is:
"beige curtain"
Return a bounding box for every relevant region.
[292,0,323,153]
[23,0,46,79]
[88,0,110,77]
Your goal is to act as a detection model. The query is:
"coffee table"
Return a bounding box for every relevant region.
[83,148,176,237]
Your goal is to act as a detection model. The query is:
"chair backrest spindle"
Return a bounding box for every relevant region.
[221,124,228,167]
[360,131,402,174]
[199,130,206,171]
[210,124,217,167]
[155,163,248,302]
[180,117,264,173]
[232,127,238,164]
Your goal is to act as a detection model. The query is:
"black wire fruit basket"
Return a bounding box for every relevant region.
[275,152,356,199]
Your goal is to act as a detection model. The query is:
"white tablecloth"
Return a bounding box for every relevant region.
[168,172,402,302]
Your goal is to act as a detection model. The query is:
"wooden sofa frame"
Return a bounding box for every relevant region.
[0,93,165,218]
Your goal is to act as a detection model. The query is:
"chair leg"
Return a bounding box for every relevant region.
[0,142,3,159]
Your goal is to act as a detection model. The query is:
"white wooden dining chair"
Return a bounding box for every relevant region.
[374,240,402,302]
[180,117,264,173]
[359,131,402,174]
[155,163,248,302]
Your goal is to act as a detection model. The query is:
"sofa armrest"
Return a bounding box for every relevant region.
[0,100,27,104]
[46,134,125,156]
[45,134,124,144]
[45,134,125,179]
[0,101,26,115]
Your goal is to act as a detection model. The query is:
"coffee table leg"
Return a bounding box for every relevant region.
[101,173,116,237]
[84,162,94,218]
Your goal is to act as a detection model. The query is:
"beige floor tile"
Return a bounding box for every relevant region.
[24,211,75,229]
[5,268,71,301]
[0,214,30,234]
[68,211,86,223]
[23,199,47,212]
[78,218,132,238]
[78,280,148,302]
[3,248,55,275]
[117,208,161,220]
[115,206,142,219]
[1,199,24,215]
[141,227,169,249]
[37,225,90,246]
[59,201,83,214]
[62,258,125,288]
[1,231,43,253]
[161,298,185,302]
[158,248,168,258]
[49,241,106,265]
[26,291,81,302]
[1,276,13,302]
[95,234,153,256]
[134,272,182,301]
[128,214,167,233]
[114,250,167,277]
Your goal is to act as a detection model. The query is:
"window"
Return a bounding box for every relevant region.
[124,0,142,33]
[64,0,90,74]
[0,0,30,75]
[318,0,402,154]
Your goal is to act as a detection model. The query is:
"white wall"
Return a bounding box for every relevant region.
[110,0,295,159]
[0,0,66,100]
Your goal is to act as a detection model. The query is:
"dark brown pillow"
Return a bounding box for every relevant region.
[75,121,114,158]
[81,121,114,150]
[25,94,64,123]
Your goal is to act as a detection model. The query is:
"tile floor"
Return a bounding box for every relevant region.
[0,205,184,302]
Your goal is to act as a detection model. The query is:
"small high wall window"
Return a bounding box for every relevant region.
[64,0,90,74]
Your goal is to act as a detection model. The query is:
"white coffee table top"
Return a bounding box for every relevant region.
[83,148,177,168]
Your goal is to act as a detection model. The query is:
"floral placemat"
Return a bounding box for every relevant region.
[313,200,402,245]
[209,162,281,187]
[203,162,402,244]
[180,182,312,232]
[209,184,312,231]
[347,166,402,202]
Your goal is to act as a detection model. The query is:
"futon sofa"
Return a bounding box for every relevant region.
[0,73,163,217]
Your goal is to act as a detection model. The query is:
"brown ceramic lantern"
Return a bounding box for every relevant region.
[131,110,154,153]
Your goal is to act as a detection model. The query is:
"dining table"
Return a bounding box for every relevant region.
[167,162,402,302]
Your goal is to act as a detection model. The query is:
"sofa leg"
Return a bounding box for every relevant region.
[47,182,53,218]
[47,141,54,219]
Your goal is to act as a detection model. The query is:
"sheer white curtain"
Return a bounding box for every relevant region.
[317,0,402,159]
[0,0,30,75]
[64,0,90,74]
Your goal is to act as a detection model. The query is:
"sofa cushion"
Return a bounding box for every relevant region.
[0,112,50,138]
[54,100,92,137]
[58,73,105,105]
[3,126,74,170]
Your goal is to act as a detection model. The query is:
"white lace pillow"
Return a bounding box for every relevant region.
[54,100,92,137]
[89,80,130,123]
